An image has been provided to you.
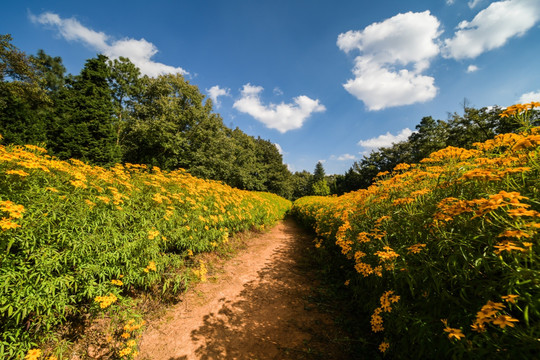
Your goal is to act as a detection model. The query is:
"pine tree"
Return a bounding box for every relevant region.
[52,55,119,164]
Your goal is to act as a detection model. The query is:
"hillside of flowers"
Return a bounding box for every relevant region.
[0,137,291,359]
[292,103,539,359]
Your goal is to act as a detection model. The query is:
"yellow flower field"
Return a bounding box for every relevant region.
[0,140,290,359]
[292,104,539,358]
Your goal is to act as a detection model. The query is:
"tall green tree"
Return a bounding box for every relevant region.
[291,170,313,200]
[310,161,330,196]
[313,161,326,182]
[409,116,448,163]
[254,137,292,199]
[107,57,142,148]
[30,49,66,93]
[51,55,118,164]
[123,73,217,170]
[0,35,50,146]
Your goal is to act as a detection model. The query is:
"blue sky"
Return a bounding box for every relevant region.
[2,0,540,174]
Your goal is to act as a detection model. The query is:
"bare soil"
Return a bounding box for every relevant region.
[137,218,351,360]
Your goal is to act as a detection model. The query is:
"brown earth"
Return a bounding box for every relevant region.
[137,218,352,360]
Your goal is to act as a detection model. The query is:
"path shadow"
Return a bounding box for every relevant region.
[188,219,352,360]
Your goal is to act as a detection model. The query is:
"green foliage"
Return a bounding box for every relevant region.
[292,116,540,358]
[291,170,313,200]
[336,105,538,195]
[0,141,291,359]
[313,161,326,182]
[50,55,119,165]
[0,35,295,198]
[311,179,330,196]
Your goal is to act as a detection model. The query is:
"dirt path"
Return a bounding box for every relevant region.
[137,218,350,360]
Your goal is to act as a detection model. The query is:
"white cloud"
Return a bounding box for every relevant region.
[336,153,356,161]
[443,0,540,60]
[468,0,484,9]
[30,12,187,77]
[274,143,284,155]
[466,64,479,72]
[338,11,440,110]
[447,0,455,4]
[518,90,540,103]
[206,85,230,108]
[273,87,284,96]
[358,128,414,150]
[233,84,325,133]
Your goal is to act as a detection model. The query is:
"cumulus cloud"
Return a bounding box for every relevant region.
[337,11,440,111]
[30,12,187,77]
[336,153,356,161]
[443,0,540,60]
[518,90,540,103]
[233,84,326,133]
[206,85,230,108]
[467,64,479,73]
[358,128,414,150]
[274,143,284,155]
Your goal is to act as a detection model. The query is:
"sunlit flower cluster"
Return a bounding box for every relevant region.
[292,106,539,355]
[471,298,519,333]
[94,293,118,309]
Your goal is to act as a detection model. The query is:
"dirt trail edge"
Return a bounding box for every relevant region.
[137,218,350,360]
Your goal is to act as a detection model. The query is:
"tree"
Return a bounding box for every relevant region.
[311,179,330,196]
[409,116,448,163]
[123,73,201,169]
[253,138,292,199]
[313,161,326,182]
[31,49,66,93]
[107,57,142,147]
[51,55,118,164]
[291,171,313,200]
[0,35,50,145]
[0,34,48,109]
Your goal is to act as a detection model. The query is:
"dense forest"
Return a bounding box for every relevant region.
[1,34,538,199]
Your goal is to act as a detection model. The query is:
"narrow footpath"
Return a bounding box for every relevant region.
[137,218,351,360]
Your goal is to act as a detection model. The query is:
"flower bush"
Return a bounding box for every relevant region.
[292,103,539,359]
[0,141,290,359]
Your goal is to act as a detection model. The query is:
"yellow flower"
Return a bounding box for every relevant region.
[24,144,47,153]
[6,169,30,176]
[0,217,21,230]
[497,230,531,239]
[94,293,118,309]
[111,279,123,286]
[501,294,519,304]
[444,327,465,340]
[494,241,526,254]
[144,260,157,272]
[127,339,137,347]
[24,348,42,360]
[118,347,132,357]
[148,229,159,240]
[493,315,519,329]
[407,243,427,254]
[379,341,390,353]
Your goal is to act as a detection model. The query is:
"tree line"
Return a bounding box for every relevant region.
[330,103,539,195]
[2,34,537,200]
[1,34,295,197]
